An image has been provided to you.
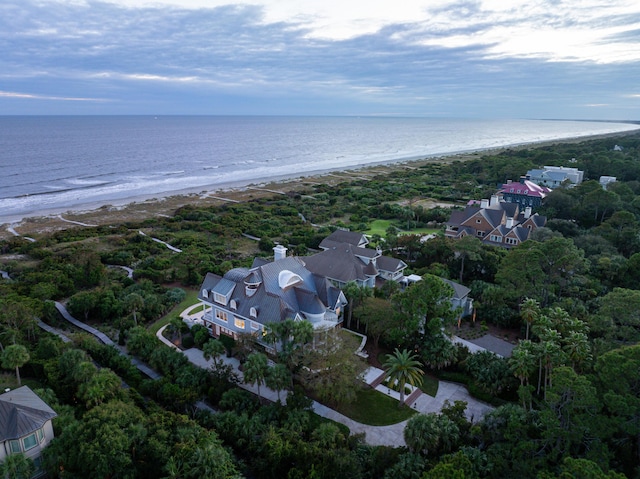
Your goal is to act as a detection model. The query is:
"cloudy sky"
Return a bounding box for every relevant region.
[2,0,640,118]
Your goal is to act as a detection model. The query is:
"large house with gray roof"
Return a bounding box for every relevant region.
[525,166,583,188]
[198,245,347,349]
[1,386,57,477]
[446,195,546,248]
[303,230,408,287]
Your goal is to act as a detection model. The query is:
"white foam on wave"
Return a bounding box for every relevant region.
[1,118,638,220]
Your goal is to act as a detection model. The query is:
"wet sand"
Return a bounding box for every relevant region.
[1,129,637,240]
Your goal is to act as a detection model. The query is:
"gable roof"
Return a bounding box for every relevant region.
[499,179,551,198]
[0,386,57,442]
[441,279,471,300]
[304,243,378,284]
[319,230,369,249]
[376,255,407,274]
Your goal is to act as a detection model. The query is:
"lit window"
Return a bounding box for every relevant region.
[215,309,228,323]
[23,433,38,451]
[234,318,245,329]
[213,292,227,305]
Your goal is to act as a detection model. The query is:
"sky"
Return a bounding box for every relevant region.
[1,0,640,119]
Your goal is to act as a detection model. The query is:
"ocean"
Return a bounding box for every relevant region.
[0,116,638,222]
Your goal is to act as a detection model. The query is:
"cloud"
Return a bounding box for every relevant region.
[1,0,640,117]
[0,90,108,102]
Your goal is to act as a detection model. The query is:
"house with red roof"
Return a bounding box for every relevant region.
[499,178,551,209]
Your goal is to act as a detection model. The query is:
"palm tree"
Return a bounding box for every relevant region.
[202,339,226,370]
[520,298,540,340]
[510,340,536,409]
[243,352,269,402]
[265,363,291,403]
[125,292,145,326]
[383,348,424,407]
[564,330,591,372]
[1,344,30,386]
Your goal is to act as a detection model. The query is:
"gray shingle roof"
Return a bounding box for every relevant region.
[0,386,57,442]
[319,230,368,249]
[199,257,342,326]
[303,244,373,283]
[441,279,471,300]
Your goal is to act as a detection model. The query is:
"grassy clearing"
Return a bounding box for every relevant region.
[366,219,394,237]
[336,387,417,425]
[365,219,440,238]
[148,287,199,334]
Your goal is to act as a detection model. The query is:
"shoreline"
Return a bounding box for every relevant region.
[2,128,638,240]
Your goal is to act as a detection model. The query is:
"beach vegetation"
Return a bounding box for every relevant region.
[2,132,640,477]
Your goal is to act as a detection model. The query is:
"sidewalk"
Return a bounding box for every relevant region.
[48,300,495,448]
[159,317,495,447]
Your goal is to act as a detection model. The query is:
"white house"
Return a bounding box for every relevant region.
[525,166,584,188]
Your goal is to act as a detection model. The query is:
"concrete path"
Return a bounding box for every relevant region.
[55,301,495,447]
[162,319,494,447]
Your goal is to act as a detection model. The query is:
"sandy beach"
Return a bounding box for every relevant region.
[1,129,637,241]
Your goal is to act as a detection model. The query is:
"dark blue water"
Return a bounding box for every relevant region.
[0,116,637,221]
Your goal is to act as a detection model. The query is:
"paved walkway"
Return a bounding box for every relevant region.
[161,312,495,447]
[51,300,494,447]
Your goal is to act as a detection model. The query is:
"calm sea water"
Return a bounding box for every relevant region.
[0,116,638,222]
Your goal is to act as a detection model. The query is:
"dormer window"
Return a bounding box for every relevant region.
[250,307,258,318]
[230,299,237,310]
[213,292,227,305]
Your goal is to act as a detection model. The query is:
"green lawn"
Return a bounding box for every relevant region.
[336,387,417,425]
[377,352,439,397]
[366,219,394,237]
[365,219,440,238]
[149,287,199,334]
[420,374,439,397]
